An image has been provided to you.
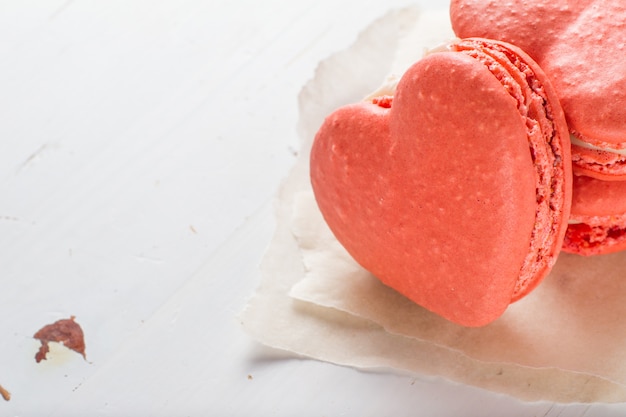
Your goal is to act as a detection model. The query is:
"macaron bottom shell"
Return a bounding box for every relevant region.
[571,144,626,181]
[563,175,626,255]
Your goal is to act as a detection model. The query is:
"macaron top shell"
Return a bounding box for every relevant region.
[450,0,626,178]
[310,39,571,326]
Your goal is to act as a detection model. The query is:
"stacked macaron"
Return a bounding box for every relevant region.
[309,3,626,326]
[450,0,626,256]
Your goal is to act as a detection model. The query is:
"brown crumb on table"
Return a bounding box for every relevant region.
[33,316,86,363]
[0,384,10,401]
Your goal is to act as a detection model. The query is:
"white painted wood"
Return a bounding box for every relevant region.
[0,1,622,415]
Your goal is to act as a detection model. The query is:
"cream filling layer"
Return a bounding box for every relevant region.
[570,134,626,156]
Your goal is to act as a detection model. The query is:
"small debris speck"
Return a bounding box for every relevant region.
[33,316,86,363]
[0,384,10,401]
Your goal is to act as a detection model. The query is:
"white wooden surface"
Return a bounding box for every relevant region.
[0,1,624,415]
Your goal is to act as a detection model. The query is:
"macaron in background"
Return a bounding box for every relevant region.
[450,0,626,181]
[310,38,572,327]
[564,175,626,256]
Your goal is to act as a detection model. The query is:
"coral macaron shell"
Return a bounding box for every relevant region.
[310,40,571,326]
[450,0,626,179]
[564,175,626,255]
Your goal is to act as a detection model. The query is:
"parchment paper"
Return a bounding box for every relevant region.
[240,6,626,403]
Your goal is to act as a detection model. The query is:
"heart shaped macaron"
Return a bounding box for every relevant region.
[310,39,572,326]
[450,0,626,180]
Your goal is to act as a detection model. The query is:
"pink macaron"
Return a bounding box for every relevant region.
[310,39,572,326]
[450,0,626,180]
